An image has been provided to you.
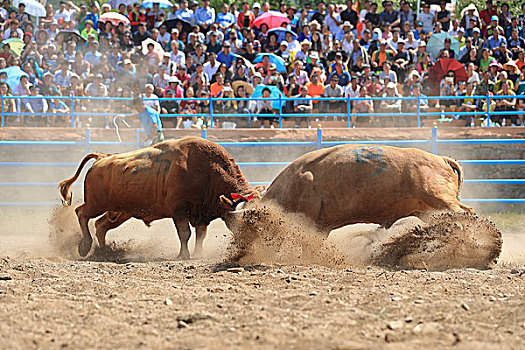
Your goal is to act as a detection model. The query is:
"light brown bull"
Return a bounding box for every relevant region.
[253,144,474,235]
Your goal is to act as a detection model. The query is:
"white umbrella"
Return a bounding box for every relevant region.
[141,38,165,61]
[14,0,46,17]
[100,12,130,25]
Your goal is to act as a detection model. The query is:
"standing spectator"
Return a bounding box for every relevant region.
[311,2,326,25]
[217,3,235,31]
[172,0,193,23]
[399,2,415,30]
[435,1,451,32]
[340,0,358,28]
[85,3,100,31]
[129,3,146,33]
[140,83,161,114]
[324,4,341,35]
[237,1,254,29]
[380,1,399,28]
[132,97,164,146]
[203,51,219,80]
[417,3,433,34]
[195,0,215,34]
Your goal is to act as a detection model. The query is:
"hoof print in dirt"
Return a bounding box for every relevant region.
[373,212,503,271]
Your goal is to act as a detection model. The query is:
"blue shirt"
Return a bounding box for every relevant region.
[139,106,163,136]
[484,35,507,50]
[217,11,235,28]
[85,13,99,30]
[194,6,215,26]
[175,8,194,24]
[216,51,236,68]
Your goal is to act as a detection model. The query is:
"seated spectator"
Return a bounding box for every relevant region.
[380,81,403,126]
[371,40,396,70]
[256,87,275,128]
[351,86,375,128]
[494,80,516,126]
[23,86,48,126]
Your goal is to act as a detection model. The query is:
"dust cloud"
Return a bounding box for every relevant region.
[227,203,504,271]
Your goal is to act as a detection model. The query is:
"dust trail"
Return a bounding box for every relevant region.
[227,204,503,271]
[227,203,347,268]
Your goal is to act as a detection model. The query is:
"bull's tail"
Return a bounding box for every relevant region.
[58,153,107,206]
[443,156,464,200]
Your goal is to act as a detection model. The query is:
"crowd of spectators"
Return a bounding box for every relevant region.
[1,0,525,128]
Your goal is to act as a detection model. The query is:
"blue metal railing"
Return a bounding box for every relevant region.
[0,126,523,206]
[1,94,525,128]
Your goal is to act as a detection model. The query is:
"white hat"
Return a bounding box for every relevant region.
[387,82,396,89]
[465,4,477,11]
[123,59,132,65]
[169,76,180,83]
[253,2,261,8]
[342,21,352,28]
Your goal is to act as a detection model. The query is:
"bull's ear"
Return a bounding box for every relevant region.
[219,195,234,209]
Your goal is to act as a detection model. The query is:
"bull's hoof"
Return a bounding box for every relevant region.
[78,237,93,257]
[193,249,204,260]
[177,250,190,260]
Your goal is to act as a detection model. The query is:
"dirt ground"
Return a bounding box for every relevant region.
[0,208,524,349]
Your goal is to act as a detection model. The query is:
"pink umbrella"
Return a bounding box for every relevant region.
[100,12,130,25]
[253,11,290,29]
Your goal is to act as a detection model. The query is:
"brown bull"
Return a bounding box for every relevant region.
[254,145,473,235]
[59,137,259,259]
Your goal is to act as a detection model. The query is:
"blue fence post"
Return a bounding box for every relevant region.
[1,94,4,128]
[417,95,421,128]
[200,125,207,139]
[84,127,91,155]
[431,123,438,155]
[486,94,491,127]
[278,94,283,128]
[209,95,214,129]
[70,96,75,128]
[316,126,322,149]
[347,96,351,128]
[136,129,141,149]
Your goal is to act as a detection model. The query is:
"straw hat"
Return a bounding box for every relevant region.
[232,80,254,95]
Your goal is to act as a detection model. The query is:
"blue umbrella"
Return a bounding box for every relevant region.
[141,0,173,9]
[427,32,460,60]
[252,84,285,110]
[268,27,297,42]
[253,53,286,73]
[0,66,29,91]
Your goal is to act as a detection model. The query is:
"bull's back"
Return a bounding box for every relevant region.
[263,145,459,229]
[84,141,193,213]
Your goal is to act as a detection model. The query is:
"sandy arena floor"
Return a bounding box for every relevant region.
[0,210,524,349]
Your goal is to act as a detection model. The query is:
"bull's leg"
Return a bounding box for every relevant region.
[193,225,207,259]
[173,218,191,260]
[75,204,96,257]
[94,212,132,248]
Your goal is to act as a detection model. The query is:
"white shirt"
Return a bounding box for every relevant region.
[345,84,360,98]
[203,60,219,81]
[324,12,341,35]
[54,9,72,23]
[170,50,186,66]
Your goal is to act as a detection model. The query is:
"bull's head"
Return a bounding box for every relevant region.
[220,186,266,230]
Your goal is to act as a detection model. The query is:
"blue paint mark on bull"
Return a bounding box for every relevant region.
[131,151,172,175]
[353,146,386,177]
